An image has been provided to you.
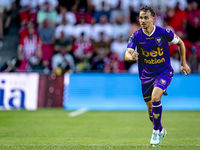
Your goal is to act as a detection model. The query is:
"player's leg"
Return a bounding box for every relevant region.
[151,87,163,132]
[145,100,153,124]
[150,87,163,146]
[142,81,154,124]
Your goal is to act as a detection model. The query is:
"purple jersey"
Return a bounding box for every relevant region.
[127,26,175,83]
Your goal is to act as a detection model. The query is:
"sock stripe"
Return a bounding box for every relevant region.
[152,104,162,107]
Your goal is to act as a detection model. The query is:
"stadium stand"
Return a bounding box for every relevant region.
[0,0,199,73]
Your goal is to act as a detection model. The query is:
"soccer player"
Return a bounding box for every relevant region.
[125,5,190,147]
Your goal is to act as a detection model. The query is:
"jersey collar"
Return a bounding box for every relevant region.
[142,25,156,37]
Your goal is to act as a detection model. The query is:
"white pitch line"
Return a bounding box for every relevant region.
[68,107,88,117]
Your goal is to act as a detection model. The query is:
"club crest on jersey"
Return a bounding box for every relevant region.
[166,29,170,33]
[160,79,166,85]
[155,37,163,46]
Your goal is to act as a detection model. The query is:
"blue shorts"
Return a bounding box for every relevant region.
[141,71,173,102]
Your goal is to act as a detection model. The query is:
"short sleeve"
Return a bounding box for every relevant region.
[163,29,176,42]
[127,32,137,50]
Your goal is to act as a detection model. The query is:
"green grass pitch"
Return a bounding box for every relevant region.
[0,109,199,150]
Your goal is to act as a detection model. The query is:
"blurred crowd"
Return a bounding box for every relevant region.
[0,0,200,74]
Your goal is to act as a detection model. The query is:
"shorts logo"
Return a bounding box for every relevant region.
[160,79,166,85]
[166,29,171,33]
[155,37,163,46]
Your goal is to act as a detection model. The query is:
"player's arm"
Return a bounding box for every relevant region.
[175,38,191,75]
[166,29,191,75]
[125,48,139,61]
[125,32,139,61]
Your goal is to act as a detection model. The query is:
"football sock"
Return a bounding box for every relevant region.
[152,101,162,130]
[149,113,153,123]
[159,122,163,132]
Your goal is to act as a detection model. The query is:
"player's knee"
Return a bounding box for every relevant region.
[151,95,160,102]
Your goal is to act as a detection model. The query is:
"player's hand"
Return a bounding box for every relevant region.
[181,63,191,75]
[132,52,139,60]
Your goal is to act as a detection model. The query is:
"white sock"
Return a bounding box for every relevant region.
[153,129,159,134]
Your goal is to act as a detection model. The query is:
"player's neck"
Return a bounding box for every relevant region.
[143,25,155,36]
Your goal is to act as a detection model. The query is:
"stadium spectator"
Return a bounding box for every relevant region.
[38,18,55,44]
[91,43,109,71]
[0,0,15,48]
[55,17,74,41]
[90,0,111,22]
[75,6,93,24]
[38,0,59,11]
[54,31,72,53]
[74,16,92,40]
[110,0,130,23]
[186,1,200,43]
[37,1,57,27]
[92,14,113,43]
[166,2,187,32]
[170,50,181,73]
[19,3,37,27]
[112,14,130,40]
[51,42,75,75]
[72,32,93,72]
[18,27,42,71]
[188,37,200,73]
[19,21,37,40]
[56,6,76,25]
[38,18,56,72]
[110,35,127,62]
[187,45,199,73]
[104,53,126,73]
[93,32,111,54]
[19,0,38,11]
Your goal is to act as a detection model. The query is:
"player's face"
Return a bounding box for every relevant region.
[139,11,155,29]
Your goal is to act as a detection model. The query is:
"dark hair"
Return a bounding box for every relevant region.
[139,5,155,17]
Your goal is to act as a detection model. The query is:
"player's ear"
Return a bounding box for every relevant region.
[152,17,155,22]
